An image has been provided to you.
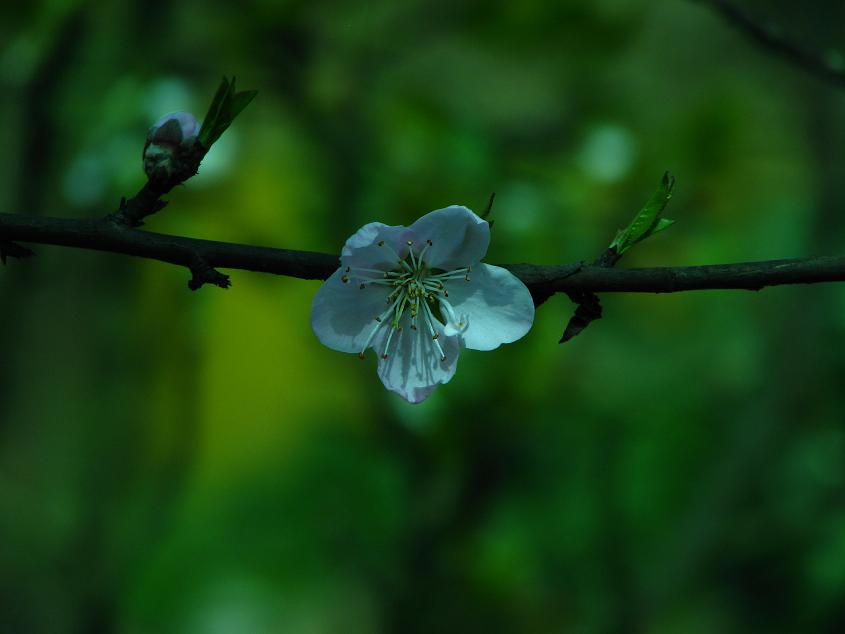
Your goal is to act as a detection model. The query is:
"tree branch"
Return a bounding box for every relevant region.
[2,212,845,298]
[695,0,845,89]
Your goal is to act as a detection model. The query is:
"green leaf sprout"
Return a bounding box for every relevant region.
[198,76,258,150]
[610,171,676,256]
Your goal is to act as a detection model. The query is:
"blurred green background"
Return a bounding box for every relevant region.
[2,1,845,632]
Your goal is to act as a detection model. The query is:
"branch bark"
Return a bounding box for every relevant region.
[2,212,845,297]
[695,0,845,89]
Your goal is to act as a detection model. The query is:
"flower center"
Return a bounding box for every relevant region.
[342,239,470,361]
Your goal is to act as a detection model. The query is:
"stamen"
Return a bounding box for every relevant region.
[417,241,431,266]
[392,295,408,327]
[433,339,445,361]
[360,320,383,357]
[420,297,446,360]
[340,264,405,287]
[407,242,417,269]
[359,295,402,357]
[429,269,469,281]
[358,278,395,287]
[410,297,419,331]
[382,325,396,359]
[421,280,443,292]
[349,266,394,276]
[376,239,412,272]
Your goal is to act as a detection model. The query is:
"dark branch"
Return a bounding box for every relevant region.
[695,0,845,89]
[3,212,845,299]
[108,141,207,228]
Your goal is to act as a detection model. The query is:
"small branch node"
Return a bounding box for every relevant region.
[0,240,35,265]
[560,291,603,343]
[188,255,230,290]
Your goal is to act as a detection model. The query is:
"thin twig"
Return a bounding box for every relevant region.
[2,212,845,297]
[695,0,845,89]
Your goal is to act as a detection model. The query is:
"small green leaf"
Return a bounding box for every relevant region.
[228,90,258,120]
[610,172,676,255]
[198,76,257,149]
[646,217,675,236]
[198,77,232,148]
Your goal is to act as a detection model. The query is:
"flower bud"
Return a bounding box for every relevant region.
[143,112,200,181]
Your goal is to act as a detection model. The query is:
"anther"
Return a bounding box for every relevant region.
[378,240,385,246]
[345,266,351,272]
[358,352,365,359]
[341,275,349,283]
[407,240,413,246]
[382,354,389,359]
[426,239,432,246]
[359,283,366,289]
[432,333,439,340]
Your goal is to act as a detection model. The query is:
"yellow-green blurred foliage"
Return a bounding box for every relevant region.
[2,1,845,632]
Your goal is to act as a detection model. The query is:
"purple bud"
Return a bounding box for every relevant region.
[143,112,200,181]
[147,111,200,146]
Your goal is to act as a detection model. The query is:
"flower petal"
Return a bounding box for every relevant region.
[340,222,410,272]
[374,313,460,404]
[311,268,391,353]
[407,205,489,270]
[442,263,534,351]
[149,111,200,144]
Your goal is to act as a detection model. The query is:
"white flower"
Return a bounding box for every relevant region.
[311,205,535,403]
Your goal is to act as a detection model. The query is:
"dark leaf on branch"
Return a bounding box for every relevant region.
[0,241,35,265]
[480,192,495,226]
[560,291,603,343]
